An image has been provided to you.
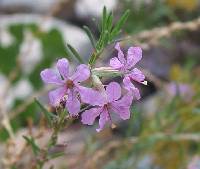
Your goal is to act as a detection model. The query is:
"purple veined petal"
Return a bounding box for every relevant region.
[78,86,106,106]
[115,42,126,65]
[123,77,141,100]
[129,68,145,83]
[40,69,63,85]
[70,64,90,83]
[56,58,69,79]
[66,89,80,116]
[111,105,131,120]
[81,107,102,125]
[106,82,121,102]
[123,76,133,91]
[132,88,141,100]
[109,57,124,69]
[113,93,133,108]
[96,107,110,132]
[48,87,66,107]
[126,46,142,69]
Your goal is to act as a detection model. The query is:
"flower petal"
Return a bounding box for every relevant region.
[106,82,121,102]
[126,46,142,69]
[40,69,63,85]
[96,108,110,132]
[129,68,145,83]
[132,88,141,100]
[114,93,133,108]
[49,87,66,107]
[78,86,106,106]
[81,107,102,125]
[66,89,80,116]
[115,42,126,65]
[56,58,69,79]
[123,76,132,91]
[112,105,131,120]
[70,64,90,83]
[109,57,124,69]
[123,76,141,100]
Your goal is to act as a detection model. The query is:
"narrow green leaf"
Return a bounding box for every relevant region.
[89,51,102,66]
[102,30,110,47]
[89,52,97,65]
[48,152,65,159]
[106,12,113,32]
[23,136,40,155]
[110,9,130,39]
[34,98,54,127]
[67,44,84,63]
[102,6,107,32]
[65,44,75,61]
[83,26,96,49]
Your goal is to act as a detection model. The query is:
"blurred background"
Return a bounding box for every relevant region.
[0,0,200,169]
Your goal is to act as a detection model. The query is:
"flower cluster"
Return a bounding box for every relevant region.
[40,43,146,132]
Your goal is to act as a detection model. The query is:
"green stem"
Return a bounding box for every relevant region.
[48,110,66,148]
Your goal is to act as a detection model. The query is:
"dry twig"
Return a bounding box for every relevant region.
[124,16,200,49]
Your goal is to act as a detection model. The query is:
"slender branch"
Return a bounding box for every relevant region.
[125,16,200,49]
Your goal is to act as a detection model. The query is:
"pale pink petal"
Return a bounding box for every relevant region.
[126,46,142,69]
[56,58,69,79]
[106,82,121,102]
[48,87,66,107]
[66,89,80,116]
[81,107,102,125]
[96,108,110,132]
[129,68,145,83]
[115,42,126,64]
[109,57,124,69]
[123,77,141,100]
[78,86,106,106]
[40,69,63,85]
[70,64,90,83]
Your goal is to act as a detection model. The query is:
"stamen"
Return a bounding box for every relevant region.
[66,80,74,89]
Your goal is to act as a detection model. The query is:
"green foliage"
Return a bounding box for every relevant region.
[34,99,55,127]
[88,7,130,65]
[0,25,24,75]
[83,25,96,49]
[23,135,40,155]
[66,44,84,63]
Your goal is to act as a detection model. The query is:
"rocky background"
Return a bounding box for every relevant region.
[0,0,200,169]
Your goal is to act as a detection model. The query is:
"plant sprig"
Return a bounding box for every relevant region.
[88,7,130,65]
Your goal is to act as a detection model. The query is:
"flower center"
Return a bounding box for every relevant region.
[66,80,74,89]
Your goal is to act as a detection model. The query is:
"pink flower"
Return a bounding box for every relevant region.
[40,58,90,116]
[110,43,146,97]
[188,156,200,169]
[165,82,194,102]
[81,82,133,132]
